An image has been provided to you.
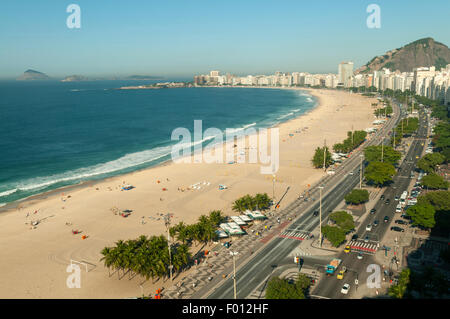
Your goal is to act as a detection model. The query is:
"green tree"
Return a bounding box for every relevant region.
[406,203,436,229]
[364,145,401,165]
[421,173,449,190]
[417,153,446,173]
[311,146,333,169]
[208,210,225,226]
[344,189,370,205]
[364,161,396,186]
[321,225,347,247]
[417,191,450,212]
[265,275,310,299]
[329,211,355,233]
[388,268,410,299]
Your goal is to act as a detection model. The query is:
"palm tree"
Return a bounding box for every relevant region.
[208,210,224,226]
[232,198,246,212]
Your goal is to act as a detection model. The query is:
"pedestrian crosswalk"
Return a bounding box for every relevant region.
[279,230,310,241]
[348,240,378,253]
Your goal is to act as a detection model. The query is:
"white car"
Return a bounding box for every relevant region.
[365,224,372,231]
[341,283,350,294]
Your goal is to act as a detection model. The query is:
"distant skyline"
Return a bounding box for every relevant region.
[1,0,449,79]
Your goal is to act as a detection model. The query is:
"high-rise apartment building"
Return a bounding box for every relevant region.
[338,62,354,88]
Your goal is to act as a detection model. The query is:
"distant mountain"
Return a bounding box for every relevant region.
[356,38,450,74]
[127,75,164,80]
[17,69,51,81]
[61,75,89,82]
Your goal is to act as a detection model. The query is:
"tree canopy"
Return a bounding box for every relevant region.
[100,235,191,282]
[417,153,446,173]
[232,193,271,212]
[333,130,367,154]
[421,173,449,190]
[321,225,347,247]
[406,203,436,229]
[311,146,333,169]
[364,161,396,186]
[265,274,311,299]
[329,211,355,233]
[388,268,410,299]
[344,189,370,205]
[364,145,401,166]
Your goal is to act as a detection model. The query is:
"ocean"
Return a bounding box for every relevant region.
[0,80,316,206]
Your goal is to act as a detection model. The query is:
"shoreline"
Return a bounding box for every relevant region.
[0,86,318,215]
[0,88,378,298]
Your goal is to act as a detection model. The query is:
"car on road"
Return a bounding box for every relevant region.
[344,245,351,253]
[348,171,354,175]
[391,226,405,232]
[351,234,358,240]
[395,220,407,225]
[357,253,363,260]
[394,196,399,201]
[341,283,350,294]
[380,195,385,200]
[385,199,390,205]
[313,210,319,217]
[365,224,372,231]
[373,220,379,227]
[364,235,370,242]
[370,208,376,215]
[337,269,346,280]
[384,216,389,223]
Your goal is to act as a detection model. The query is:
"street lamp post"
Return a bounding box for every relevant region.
[230,251,238,299]
[272,174,276,206]
[359,155,364,189]
[164,213,173,282]
[318,186,324,248]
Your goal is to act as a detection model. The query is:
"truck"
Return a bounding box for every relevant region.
[326,258,342,275]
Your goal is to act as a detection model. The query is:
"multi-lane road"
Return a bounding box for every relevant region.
[204,97,423,299]
[312,102,428,299]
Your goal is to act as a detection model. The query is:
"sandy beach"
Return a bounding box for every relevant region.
[0,88,379,298]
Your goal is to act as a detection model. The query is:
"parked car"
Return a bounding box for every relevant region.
[395,220,407,225]
[390,226,405,232]
[341,283,350,294]
[351,234,358,240]
[370,208,376,214]
[373,220,379,227]
[365,224,372,231]
[401,214,412,220]
[384,216,389,223]
[380,195,385,200]
[394,196,399,201]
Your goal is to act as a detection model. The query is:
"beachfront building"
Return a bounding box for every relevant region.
[338,61,354,88]
[193,65,450,105]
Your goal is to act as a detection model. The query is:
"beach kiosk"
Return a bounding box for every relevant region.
[245,210,267,221]
[230,216,246,226]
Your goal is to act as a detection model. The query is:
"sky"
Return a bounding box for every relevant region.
[1,0,449,79]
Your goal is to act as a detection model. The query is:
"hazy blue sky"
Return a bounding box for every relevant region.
[1,0,449,79]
